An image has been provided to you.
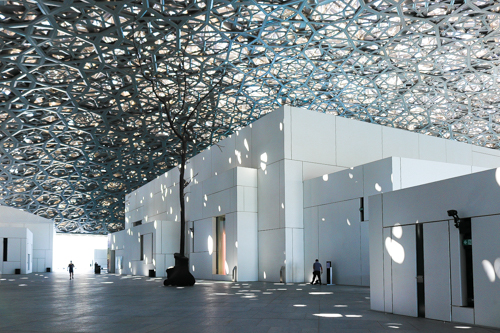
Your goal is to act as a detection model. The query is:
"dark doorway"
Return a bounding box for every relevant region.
[416,223,425,318]
[459,218,474,307]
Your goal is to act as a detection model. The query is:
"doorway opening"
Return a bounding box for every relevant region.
[215,215,226,275]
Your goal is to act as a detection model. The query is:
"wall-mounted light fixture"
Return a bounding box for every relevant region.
[447,210,460,229]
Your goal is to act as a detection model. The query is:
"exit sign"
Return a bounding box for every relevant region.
[463,239,472,246]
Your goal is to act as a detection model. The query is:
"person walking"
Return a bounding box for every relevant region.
[68,261,75,280]
[311,259,323,285]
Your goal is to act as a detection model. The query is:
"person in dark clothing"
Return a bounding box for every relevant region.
[311,259,323,285]
[68,261,75,280]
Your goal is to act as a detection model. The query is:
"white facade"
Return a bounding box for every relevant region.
[111,167,258,279]
[0,227,33,274]
[369,168,500,329]
[0,206,54,273]
[118,106,500,283]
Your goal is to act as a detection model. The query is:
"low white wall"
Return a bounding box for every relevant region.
[0,227,33,274]
[370,168,500,329]
[0,206,53,272]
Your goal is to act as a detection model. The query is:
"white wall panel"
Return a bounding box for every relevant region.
[237,212,258,281]
[155,254,166,276]
[289,107,336,165]
[193,218,212,253]
[369,195,384,311]
[292,228,304,283]
[318,199,361,285]
[225,213,237,279]
[143,233,153,265]
[284,227,303,282]
[160,221,180,255]
[3,262,20,274]
[303,207,319,283]
[203,188,234,218]
[472,215,500,328]
[24,224,50,251]
[235,167,257,187]
[418,134,447,163]
[423,221,451,321]
[472,152,500,168]
[8,238,21,261]
[203,168,235,195]
[234,126,253,168]
[258,228,285,282]
[336,116,383,167]
[363,158,394,197]
[302,163,346,182]
[452,306,474,325]
[190,252,213,279]
[383,169,500,227]
[236,186,257,213]
[390,157,401,191]
[400,158,472,189]
[283,106,292,159]
[251,107,285,167]
[446,140,472,165]
[472,144,500,156]
[284,160,303,229]
[382,127,419,159]
[257,162,280,231]
[391,225,417,317]
[188,149,212,184]
[360,221,369,286]
[186,183,203,222]
[304,166,363,208]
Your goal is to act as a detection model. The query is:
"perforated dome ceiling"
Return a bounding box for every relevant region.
[1,0,499,233]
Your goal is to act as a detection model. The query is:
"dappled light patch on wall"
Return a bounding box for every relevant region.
[260,152,268,171]
[482,259,500,283]
[385,237,405,264]
[208,235,214,255]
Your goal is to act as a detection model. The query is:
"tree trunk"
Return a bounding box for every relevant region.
[163,138,195,286]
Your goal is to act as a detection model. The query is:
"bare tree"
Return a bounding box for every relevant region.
[131,24,230,286]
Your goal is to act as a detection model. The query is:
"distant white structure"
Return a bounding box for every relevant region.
[0,206,54,274]
[369,168,500,329]
[110,106,500,284]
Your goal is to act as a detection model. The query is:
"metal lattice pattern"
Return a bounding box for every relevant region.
[1,0,500,233]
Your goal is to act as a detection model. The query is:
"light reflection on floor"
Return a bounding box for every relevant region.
[0,273,498,332]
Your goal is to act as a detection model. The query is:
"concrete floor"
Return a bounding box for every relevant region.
[0,272,498,333]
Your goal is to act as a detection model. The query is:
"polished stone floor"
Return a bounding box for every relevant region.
[0,271,498,333]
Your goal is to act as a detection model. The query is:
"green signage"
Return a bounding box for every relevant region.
[463,239,472,246]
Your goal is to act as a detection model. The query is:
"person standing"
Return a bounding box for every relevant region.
[311,259,323,285]
[68,261,75,280]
